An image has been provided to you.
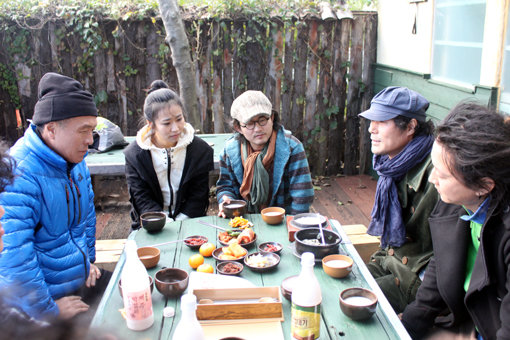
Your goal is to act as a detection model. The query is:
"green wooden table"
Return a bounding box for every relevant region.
[91,215,410,339]
[85,133,231,176]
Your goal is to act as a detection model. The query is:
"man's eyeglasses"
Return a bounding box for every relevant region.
[240,116,270,130]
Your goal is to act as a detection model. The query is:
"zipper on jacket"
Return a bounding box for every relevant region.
[67,168,88,281]
[65,183,70,226]
[70,178,82,223]
[167,153,174,217]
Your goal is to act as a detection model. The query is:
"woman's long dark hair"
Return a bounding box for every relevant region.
[435,102,510,208]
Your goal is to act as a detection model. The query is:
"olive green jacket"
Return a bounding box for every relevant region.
[368,155,439,303]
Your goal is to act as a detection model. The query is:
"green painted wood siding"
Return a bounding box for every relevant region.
[373,64,498,122]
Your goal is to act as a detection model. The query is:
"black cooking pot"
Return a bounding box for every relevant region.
[294,228,341,259]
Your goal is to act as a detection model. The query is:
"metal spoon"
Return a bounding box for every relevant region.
[147,239,184,248]
[197,220,228,231]
[317,213,326,245]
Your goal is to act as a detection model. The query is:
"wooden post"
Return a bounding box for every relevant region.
[344,16,363,175]
[211,20,225,133]
[281,21,295,128]
[359,14,378,174]
[222,20,234,132]
[291,22,308,142]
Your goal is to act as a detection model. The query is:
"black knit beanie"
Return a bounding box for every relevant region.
[32,72,98,125]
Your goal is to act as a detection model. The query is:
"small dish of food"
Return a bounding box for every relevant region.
[216,261,244,276]
[258,241,283,255]
[292,213,327,229]
[183,235,208,250]
[218,228,256,248]
[212,242,248,262]
[244,252,280,272]
[228,216,254,229]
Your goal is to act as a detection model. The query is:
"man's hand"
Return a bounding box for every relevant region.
[86,263,102,288]
[56,296,89,320]
[218,196,232,218]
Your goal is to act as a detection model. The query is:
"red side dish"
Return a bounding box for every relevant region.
[185,238,207,246]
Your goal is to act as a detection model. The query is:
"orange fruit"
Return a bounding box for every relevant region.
[199,242,216,257]
[197,263,214,273]
[189,254,204,269]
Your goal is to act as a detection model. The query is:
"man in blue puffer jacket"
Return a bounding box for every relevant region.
[0,73,106,321]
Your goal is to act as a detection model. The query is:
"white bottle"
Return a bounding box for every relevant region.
[291,252,322,340]
[121,240,154,330]
[172,293,205,340]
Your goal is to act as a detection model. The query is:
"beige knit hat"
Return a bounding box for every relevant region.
[230,90,272,124]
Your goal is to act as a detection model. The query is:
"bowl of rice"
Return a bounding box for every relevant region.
[294,228,341,259]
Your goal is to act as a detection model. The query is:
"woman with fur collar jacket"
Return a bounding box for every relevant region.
[401,103,510,340]
[124,81,213,229]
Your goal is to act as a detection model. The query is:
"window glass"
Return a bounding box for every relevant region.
[432,0,486,85]
[499,14,510,114]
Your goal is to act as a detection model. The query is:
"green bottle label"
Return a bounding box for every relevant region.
[291,303,321,339]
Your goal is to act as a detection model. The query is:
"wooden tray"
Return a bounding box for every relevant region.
[194,287,283,322]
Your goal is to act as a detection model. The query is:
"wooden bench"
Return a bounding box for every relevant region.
[342,224,380,263]
[95,239,126,271]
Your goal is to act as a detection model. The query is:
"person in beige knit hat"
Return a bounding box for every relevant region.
[216,90,314,217]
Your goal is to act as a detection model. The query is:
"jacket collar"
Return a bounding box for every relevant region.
[136,123,194,151]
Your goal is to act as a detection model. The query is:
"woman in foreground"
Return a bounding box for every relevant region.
[401,102,510,340]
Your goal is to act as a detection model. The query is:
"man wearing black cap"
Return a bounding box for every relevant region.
[0,73,108,322]
[359,86,438,313]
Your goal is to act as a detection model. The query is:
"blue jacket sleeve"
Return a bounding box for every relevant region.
[287,139,314,214]
[0,173,59,318]
[215,149,240,203]
[84,166,96,263]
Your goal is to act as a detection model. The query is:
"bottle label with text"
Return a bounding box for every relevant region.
[291,303,321,340]
[124,288,153,320]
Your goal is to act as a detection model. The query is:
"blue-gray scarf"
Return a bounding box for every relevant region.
[368,135,434,248]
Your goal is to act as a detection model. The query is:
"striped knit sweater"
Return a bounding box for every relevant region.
[216,126,314,214]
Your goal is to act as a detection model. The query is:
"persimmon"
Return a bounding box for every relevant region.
[197,263,214,273]
[189,254,204,269]
[199,242,216,257]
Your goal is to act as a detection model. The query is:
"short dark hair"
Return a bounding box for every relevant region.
[0,144,15,193]
[436,101,510,207]
[142,80,186,124]
[393,115,434,137]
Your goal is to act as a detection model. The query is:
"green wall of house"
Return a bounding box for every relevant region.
[373,64,499,122]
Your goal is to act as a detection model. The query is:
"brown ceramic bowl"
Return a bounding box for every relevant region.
[212,246,247,263]
[261,207,285,225]
[281,275,299,301]
[322,254,353,279]
[223,200,247,218]
[118,276,154,298]
[216,261,244,276]
[183,235,208,250]
[258,241,283,255]
[244,252,280,273]
[154,268,189,298]
[218,233,257,249]
[140,211,166,233]
[339,287,378,321]
[137,246,160,269]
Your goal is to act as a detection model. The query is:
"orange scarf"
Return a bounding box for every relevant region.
[239,130,277,205]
